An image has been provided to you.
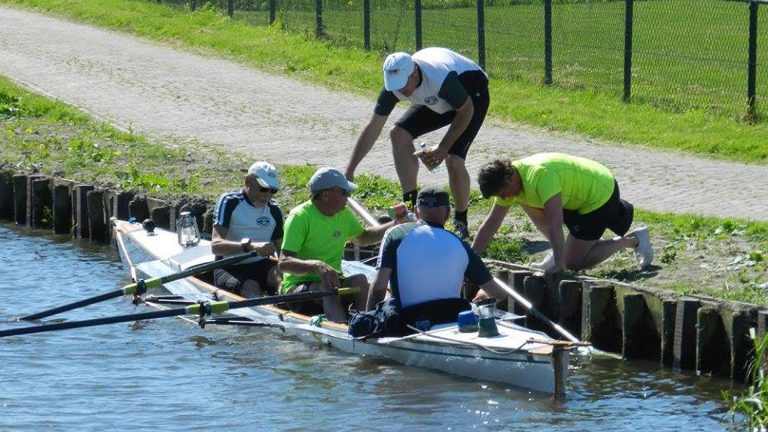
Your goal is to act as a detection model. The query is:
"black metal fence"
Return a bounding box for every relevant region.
[160,0,766,121]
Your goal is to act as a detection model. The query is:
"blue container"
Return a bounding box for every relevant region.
[457,310,478,333]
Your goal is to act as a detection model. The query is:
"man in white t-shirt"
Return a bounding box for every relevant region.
[211,161,284,297]
[345,47,490,239]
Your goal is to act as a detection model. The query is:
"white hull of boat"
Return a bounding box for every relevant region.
[112,219,570,395]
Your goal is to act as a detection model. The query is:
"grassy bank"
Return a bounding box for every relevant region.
[2,75,767,306]
[1,0,767,164]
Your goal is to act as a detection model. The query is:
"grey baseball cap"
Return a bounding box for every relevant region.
[307,167,358,193]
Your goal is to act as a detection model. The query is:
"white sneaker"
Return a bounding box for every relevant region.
[531,252,556,272]
[631,226,653,269]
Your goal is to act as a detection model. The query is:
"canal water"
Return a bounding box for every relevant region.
[0,223,741,431]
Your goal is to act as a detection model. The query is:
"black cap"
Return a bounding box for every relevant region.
[416,187,450,208]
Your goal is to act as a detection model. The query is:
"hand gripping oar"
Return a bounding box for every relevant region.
[21,250,262,321]
[1,288,359,338]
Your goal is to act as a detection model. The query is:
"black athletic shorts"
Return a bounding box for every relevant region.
[395,71,489,160]
[213,259,277,296]
[562,181,634,241]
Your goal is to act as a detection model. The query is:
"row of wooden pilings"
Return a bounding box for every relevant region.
[0,171,213,242]
[2,170,766,382]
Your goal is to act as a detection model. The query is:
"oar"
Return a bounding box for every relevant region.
[347,197,380,227]
[21,250,262,321]
[493,276,582,344]
[1,288,359,338]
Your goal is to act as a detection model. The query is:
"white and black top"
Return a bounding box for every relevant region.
[376,221,491,309]
[374,47,488,116]
[213,189,284,264]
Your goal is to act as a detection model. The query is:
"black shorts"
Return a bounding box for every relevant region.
[395,73,489,160]
[562,181,634,241]
[213,259,277,296]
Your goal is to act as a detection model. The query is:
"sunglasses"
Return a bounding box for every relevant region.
[330,188,350,197]
[258,186,278,194]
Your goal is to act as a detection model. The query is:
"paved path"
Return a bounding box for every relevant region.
[1,6,766,221]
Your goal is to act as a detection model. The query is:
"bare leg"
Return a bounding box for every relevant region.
[564,234,638,270]
[343,273,370,310]
[445,154,470,213]
[390,126,419,193]
[240,280,264,298]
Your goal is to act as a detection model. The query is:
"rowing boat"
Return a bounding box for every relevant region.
[112,218,573,396]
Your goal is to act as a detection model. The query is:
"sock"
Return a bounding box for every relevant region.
[454,210,468,224]
[403,190,418,208]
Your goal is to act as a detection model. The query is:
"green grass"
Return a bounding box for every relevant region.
[1,0,767,164]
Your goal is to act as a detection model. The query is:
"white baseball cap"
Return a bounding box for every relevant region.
[248,161,279,190]
[383,52,414,92]
[308,167,357,193]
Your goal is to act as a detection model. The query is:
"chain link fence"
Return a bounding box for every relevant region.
[159,0,767,121]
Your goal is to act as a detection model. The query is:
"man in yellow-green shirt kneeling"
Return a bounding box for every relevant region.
[472,153,653,275]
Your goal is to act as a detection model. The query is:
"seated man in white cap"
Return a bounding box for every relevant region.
[211,161,283,297]
[278,167,395,323]
[345,47,490,239]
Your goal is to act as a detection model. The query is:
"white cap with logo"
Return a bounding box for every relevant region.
[383,52,414,92]
[248,161,279,190]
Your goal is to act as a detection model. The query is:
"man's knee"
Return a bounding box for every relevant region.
[390,126,413,145]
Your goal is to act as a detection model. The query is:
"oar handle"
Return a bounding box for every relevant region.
[20,250,261,321]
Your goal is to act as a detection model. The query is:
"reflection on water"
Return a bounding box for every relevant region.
[0,223,740,431]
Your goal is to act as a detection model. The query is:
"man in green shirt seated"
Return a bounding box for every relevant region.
[472,153,653,275]
[278,167,394,323]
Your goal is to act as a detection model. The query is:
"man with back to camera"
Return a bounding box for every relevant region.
[345,47,490,239]
[365,187,509,331]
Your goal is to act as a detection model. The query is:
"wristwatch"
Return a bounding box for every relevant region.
[240,237,251,252]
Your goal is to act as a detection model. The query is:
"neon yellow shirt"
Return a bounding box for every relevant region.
[280,201,365,293]
[495,153,615,214]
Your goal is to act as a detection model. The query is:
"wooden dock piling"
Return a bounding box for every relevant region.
[87,189,108,243]
[30,177,52,229]
[558,280,582,337]
[0,171,14,221]
[696,306,729,376]
[12,175,27,225]
[582,283,621,353]
[673,298,700,370]
[52,183,72,234]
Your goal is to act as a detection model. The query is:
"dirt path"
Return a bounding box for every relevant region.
[1,6,766,221]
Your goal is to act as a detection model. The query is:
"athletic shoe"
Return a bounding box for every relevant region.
[531,251,556,272]
[631,226,653,269]
[453,220,470,239]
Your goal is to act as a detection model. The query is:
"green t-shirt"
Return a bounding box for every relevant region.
[280,201,365,293]
[495,153,615,214]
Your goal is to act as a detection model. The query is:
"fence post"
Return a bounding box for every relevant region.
[227,0,234,18]
[543,0,552,86]
[316,0,324,38]
[364,0,371,51]
[415,0,423,51]
[269,0,276,24]
[747,0,759,120]
[476,0,486,68]
[623,0,634,102]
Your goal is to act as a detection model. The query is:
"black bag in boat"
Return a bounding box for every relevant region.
[348,298,403,339]
[348,297,472,339]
